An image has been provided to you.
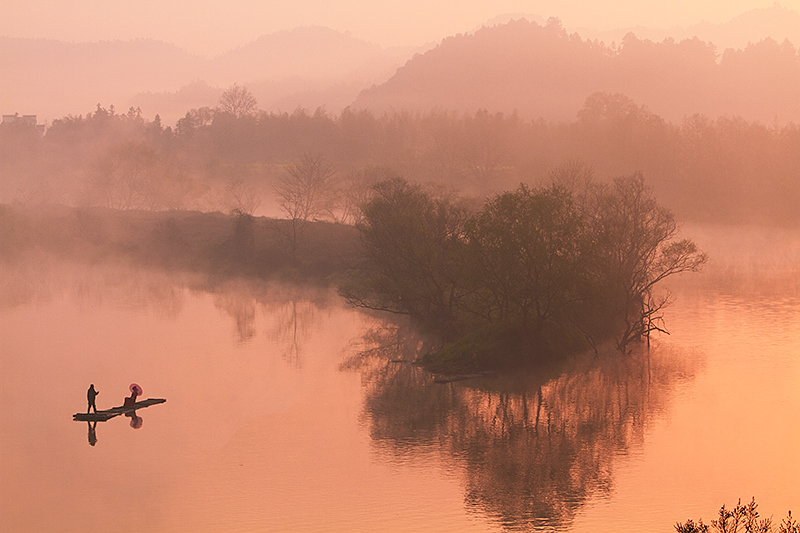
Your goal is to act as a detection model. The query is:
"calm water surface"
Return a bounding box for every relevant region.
[1,235,798,532]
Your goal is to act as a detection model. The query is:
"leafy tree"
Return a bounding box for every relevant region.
[175,106,215,136]
[338,165,398,225]
[341,177,472,337]
[466,183,584,336]
[461,109,514,189]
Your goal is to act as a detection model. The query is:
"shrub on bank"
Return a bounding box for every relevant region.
[676,498,799,533]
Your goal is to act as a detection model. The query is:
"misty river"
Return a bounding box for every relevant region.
[1,225,798,532]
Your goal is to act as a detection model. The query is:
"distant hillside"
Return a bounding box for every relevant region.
[196,26,414,117]
[579,3,800,52]
[5,7,799,127]
[1,27,418,125]
[351,18,800,123]
[207,26,384,83]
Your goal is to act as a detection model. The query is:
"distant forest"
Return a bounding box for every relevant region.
[3,17,800,228]
[2,92,798,227]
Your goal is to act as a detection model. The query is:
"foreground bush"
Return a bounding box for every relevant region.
[676,498,799,533]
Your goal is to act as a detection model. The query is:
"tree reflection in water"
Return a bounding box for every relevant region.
[213,288,257,343]
[1,260,334,367]
[211,278,333,365]
[344,319,700,531]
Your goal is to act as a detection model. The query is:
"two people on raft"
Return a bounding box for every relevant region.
[86,383,141,413]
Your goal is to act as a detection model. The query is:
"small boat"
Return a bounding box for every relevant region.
[73,398,166,421]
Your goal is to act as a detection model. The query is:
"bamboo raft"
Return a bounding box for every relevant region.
[73,398,166,421]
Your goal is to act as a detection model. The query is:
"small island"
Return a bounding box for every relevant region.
[340,173,706,373]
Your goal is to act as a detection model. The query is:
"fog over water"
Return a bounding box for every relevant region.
[1,1,799,531]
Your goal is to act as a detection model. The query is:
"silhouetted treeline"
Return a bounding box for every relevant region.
[2,96,798,225]
[339,175,705,369]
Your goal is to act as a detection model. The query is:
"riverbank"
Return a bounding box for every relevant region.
[0,204,360,283]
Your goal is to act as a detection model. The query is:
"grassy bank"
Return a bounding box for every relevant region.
[0,204,360,284]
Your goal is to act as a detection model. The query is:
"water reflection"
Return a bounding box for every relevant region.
[1,259,335,366]
[125,411,143,429]
[347,320,701,531]
[81,410,145,447]
[213,289,257,342]
[87,421,98,446]
[209,278,333,365]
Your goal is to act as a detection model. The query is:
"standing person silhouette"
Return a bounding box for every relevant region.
[87,384,99,414]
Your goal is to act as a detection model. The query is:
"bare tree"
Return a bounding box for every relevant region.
[274,154,339,259]
[225,178,261,215]
[218,84,258,119]
[275,154,338,221]
[588,173,707,350]
[86,142,198,211]
[86,142,159,210]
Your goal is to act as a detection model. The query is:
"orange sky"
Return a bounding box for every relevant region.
[2,0,798,56]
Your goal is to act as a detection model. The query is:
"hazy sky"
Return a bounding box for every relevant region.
[2,0,798,56]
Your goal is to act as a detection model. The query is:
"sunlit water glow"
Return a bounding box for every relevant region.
[1,249,798,532]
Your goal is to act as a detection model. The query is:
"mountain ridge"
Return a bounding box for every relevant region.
[2,5,798,124]
[1,28,416,124]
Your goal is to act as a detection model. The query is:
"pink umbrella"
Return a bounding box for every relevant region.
[129,383,143,395]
